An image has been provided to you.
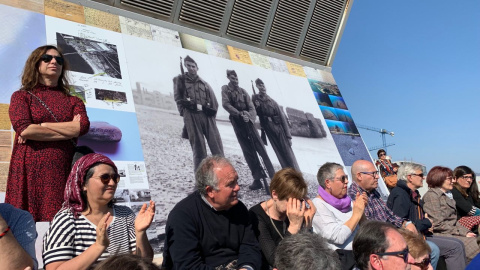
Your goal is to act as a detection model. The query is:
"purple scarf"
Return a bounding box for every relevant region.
[318,185,352,213]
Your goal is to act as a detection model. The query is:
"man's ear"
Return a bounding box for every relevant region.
[205,186,215,199]
[271,190,278,201]
[369,254,382,270]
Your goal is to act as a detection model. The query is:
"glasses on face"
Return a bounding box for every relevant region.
[40,54,64,66]
[410,173,424,178]
[334,175,348,183]
[460,175,473,180]
[93,173,120,184]
[411,256,431,270]
[379,153,386,157]
[445,176,454,182]
[375,247,409,263]
[360,171,379,178]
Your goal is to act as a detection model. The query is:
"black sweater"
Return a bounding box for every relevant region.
[387,180,432,234]
[163,191,261,270]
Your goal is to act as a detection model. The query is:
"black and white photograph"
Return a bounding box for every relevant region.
[56,32,122,79]
[95,88,127,103]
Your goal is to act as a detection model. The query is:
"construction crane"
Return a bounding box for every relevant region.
[357,124,395,152]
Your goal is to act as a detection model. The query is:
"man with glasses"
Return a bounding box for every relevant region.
[353,220,414,269]
[387,163,466,270]
[348,160,417,232]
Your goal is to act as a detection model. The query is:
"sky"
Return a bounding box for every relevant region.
[332,0,480,173]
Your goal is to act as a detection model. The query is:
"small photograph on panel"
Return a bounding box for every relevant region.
[308,79,342,97]
[313,92,333,107]
[335,108,354,123]
[115,189,131,203]
[320,106,339,121]
[128,189,152,202]
[329,95,348,110]
[326,119,348,134]
[56,32,122,79]
[94,88,127,104]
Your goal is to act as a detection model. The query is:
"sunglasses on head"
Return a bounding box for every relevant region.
[411,256,431,270]
[40,54,64,65]
[375,247,409,263]
[95,173,120,184]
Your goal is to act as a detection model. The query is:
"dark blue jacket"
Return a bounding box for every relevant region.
[387,180,432,234]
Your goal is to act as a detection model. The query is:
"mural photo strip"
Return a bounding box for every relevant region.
[0,0,373,253]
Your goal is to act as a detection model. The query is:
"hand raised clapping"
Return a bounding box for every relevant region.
[134,200,155,233]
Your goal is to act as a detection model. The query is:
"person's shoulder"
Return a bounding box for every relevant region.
[114,204,135,215]
[249,202,265,215]
[170,192,200,215]
[10,89,29,99]
[0,203,34,225]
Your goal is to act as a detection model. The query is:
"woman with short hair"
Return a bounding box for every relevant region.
[423,166,480,262]
[249,168,316,269]
[43,153,155,270]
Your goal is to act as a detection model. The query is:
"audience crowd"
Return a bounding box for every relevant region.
[2,46,480,270]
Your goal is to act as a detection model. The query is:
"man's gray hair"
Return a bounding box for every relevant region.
[195,155,233,195]
[317,162,344,188]
[397,162,423,181]
[275,231,341,270]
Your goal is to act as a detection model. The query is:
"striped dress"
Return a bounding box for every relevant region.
[43,205,136,268]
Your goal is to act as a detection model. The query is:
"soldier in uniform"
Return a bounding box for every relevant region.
[173,56,224,171]
[252,78,300,171]
[221,70,275,190]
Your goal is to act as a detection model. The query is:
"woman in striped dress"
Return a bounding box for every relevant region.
[43,153,155,269]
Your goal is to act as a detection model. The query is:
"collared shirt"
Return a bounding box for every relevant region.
[201,194,218,211]
[348,181,404,228]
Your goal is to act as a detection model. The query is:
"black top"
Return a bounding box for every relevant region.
[249,203,291,270]
[163,191,261,270]
[387,180,432,234]
[451,188,479,219]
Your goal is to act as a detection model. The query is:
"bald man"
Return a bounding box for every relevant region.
[348,160,417,233]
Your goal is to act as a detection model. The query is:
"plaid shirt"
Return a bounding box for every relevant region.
[348,181,404,228]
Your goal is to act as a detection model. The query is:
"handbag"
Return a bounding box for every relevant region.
[384,174,398,189]
[27,91,94,163]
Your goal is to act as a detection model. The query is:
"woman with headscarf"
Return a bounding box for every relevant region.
[6,45,90,221]
[43,153,155,270]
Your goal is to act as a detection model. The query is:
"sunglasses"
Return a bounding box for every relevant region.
[333,175,348,183]
[411,256,431,270]
[410,173,424,178]
[94,173,120,184]
[460,175,473,180]
[40,54,64,65]
[376,247,409,263]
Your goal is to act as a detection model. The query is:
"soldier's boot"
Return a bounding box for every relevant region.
[181,125,188,139]
[249,179,263,190]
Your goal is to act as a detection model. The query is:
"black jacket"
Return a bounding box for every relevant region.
[387,180,432,234]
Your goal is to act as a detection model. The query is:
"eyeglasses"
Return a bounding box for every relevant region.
[93,173,120,184]
[379,153,386,157]
[334,175,348,183]
[460,175,473,180]
[410,173,424,178]
[360,171,379,177]
[411,256,431,270]
[376,247,409,263]
[446,176,454,182]
[40,54,64,65]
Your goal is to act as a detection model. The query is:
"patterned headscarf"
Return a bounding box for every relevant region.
[62,153,117,218]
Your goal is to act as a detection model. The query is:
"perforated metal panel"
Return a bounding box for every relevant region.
[300,0,347,63]
[178,0,229,32]
[120,0,175,17]
[226,0,274,44]
[266,0,311,54]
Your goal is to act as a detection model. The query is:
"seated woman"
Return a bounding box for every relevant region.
[452,165,480,231]
[43,153,155,269]
[249,168,316,270]
[312,162,367,270]
[399,229,433,270]
[423,166,480,263]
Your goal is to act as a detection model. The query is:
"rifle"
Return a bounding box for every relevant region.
[251,80,268,146]
[243,114,270,195]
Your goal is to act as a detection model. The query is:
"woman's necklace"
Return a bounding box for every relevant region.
[266,202,285,240]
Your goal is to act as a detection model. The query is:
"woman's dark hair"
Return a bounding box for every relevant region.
[377,149,386,158]
[453,165,479,204]
[93,254,160,270]
[426,166,453,188]
[81,163,116,215]
[21,45,71,95]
